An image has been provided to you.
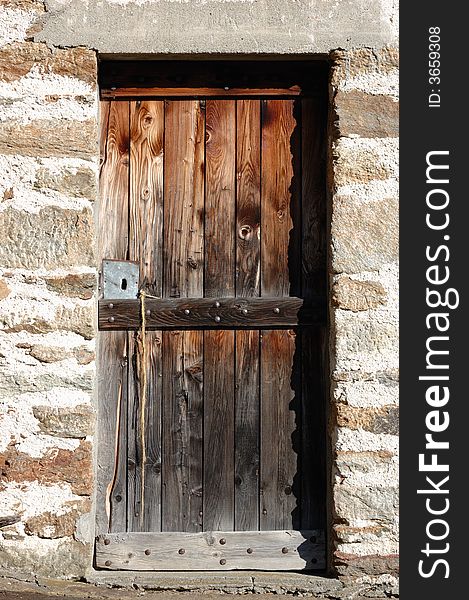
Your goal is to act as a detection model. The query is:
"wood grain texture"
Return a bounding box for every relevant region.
[97,100,130,535]
[162,331,203,532]
[260,329,298,531]
[102,87,302,99]
[163,100,205,299]
[203,330,235,531]
[235,330,260,531]
[236,100,261,298]
[261,100,298,297]
[99,296,325,330]
[98,101,130,262]
[129,100,164,295]
[205,100,236,297]
[98,331,128,534]
[302,98,326,298]
[301,327,327,530]
[95,529,325,571]
[128,100,164,532]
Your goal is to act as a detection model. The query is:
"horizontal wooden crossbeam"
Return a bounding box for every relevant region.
[95,529,325,571]
[101,86,303,98]
[98,296,326,330]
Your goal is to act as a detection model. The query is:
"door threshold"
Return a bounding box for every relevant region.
[85,569,337,595]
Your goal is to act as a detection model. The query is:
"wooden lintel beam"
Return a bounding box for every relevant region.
[98,296,325,330]
[101,86,302,99]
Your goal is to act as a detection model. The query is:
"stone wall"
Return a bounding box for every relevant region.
[0,0,98,577]
[0,0,399,587]
[329,47,399,584]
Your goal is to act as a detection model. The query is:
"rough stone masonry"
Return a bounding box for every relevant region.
[0,0,399,592]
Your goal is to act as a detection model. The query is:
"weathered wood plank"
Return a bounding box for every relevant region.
[236,100,261,298]
[96,100,130,535]
[102,87,302,99]
[204,330,235,531]
[128,100,164,532]
[95,529,325,571]
[129,100,164,295]
[235,330,260,531]
[301,327,327,530]
[261,99,298,297]
[99,296,325,330]
[98,331,128,533]
[163,100,204,299]
[205,99,236,296]
[302,97,326,298]
[260,329,298,531]
[161,331,203,532]
[98,100,130,263]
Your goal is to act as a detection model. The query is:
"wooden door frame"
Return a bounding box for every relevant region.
[95,59,330,573]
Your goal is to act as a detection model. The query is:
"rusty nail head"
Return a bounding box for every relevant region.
[144,549,151,556]
[184,309,190,315]
[220,559,227,565]
[214,316,221,323]
[105,560,112,566]
[178,548,185,555]
[247,548,253,554]
[103,538,111,545]
[108,316,115,323]
[273,307,280,314]
[108,303,114,309]
[214,301,221,308]
[282,547,288,554]
[219,538,226,545]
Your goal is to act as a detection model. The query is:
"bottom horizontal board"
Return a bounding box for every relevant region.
[95,529,325,571]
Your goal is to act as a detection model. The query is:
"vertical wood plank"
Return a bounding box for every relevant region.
[260,99,299,297]
[204,100,236,531]
[162,100,204,533]
[97,100,130,534]
[204,330,235,531]
[301,327,326,530]
[236,100,261,298]
[302,98,326,298]
[162,331,203,532]
[163,100,205,299]
[260,329,298,530]
[129,100,164,294]
[127,100,164,532]
[235,329,260,531]
[205,99,236,297]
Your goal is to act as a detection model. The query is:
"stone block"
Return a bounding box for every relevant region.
[0,207,94,269]
[335,405,399,435]
[0,42,96,86]
[0,119,98,159]
[335,90,399,138]
[32,404,94,438]
[0,278,10,300]
[331,47,399,87]
[332,276,387,311]
[34,166,96,199]
[44,273,95,300]
[0,440,93,495]
[334,484,398,522]
[333,139,398,187]
[332,196,398,273]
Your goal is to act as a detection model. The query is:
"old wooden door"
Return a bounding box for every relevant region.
[95,65,327,571]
